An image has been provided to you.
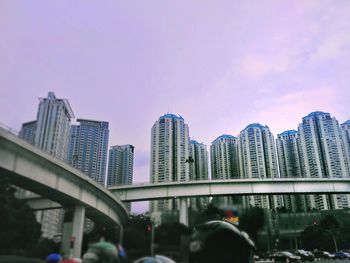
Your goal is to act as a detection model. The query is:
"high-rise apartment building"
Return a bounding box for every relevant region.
[298,111,350,210]
[189,140,208,181]
[189,140,209,211]
[29,92,74,239]
[35,92,74,161]
[210,134,242,208]
[239,123,282,208]
[276,130,307,212]
[210,135,240,179]
[150,113,190,222]
[107,145,134,186]
[341,120,350,171]
[19,120,37,145]
[67,119,109,185]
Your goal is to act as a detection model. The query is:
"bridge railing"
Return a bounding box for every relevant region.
[0,122,19,136]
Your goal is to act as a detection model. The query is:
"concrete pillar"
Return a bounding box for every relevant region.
[179,198,188,226]
[72,205,85,258]
[61,221,73,256]
[119,225,124,245]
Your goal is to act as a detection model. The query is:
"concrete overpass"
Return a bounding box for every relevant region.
[109,178,350,225]
[0,127,128,257]
[109,178,350,201]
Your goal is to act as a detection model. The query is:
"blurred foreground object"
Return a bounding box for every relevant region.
[189,220,255,263]
[46,253,62,263]
[133,254,175,263]
[82,241,119,263]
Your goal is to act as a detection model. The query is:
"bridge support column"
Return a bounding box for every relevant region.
[61,206,85,258]
[179,198,188,226]
[72,205,85,258]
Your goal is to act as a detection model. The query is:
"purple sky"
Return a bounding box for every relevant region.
[1,1,350,212]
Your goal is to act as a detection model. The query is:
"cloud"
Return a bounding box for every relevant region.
[254,85,340,134]
[310,33,350,61]
[236,54,290,79]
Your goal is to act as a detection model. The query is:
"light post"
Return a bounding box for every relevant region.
[148,219,157,256]
[150,222,155,256]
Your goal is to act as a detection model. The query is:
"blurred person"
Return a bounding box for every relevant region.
[82,241,120,263]
[188,220,255,263]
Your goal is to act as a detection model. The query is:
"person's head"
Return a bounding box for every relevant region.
[82,242,119,263]
[189,220,255,263]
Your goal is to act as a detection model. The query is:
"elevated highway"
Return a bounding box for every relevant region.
[109,178,350,202]
[0,127,128,257]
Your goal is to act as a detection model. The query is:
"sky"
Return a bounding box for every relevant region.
[1,1,350,212]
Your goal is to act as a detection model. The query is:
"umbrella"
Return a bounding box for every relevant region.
[83,241,119,261]
[89,241,118,254]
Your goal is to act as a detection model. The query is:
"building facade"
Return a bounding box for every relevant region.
[298,111,350,210]
[239,123,282,209]
[19,120,37,145]
[35,92,74,161]
[341,120,350,172]
[107,145,134,186]
[210,134,242,208]
[189,140,209,181]
[150,113,190,222]
[189,140,209,210]
[29,92,74,239]
[210,135,240,180]
[67,119,109,185]
[276,130,307,212]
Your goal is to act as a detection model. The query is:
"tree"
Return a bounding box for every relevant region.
[239,207,265,242]
[123,214,153,257]
[0,179,41,255]
[155,222,191,246]
[301,214,343,252]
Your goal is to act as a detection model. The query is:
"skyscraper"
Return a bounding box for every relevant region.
[210,135,240,180]
[298,111,350,210]
[239,123,282,208]
[189,140,209,211]
[35,92,74,161]
[189,140,208,181]
[150,113,190,222]
[210,134,242,208]
[33,92,74,238]
[276,130,307,212]
[107,145,135,186]
[67,119,109,185]
[341,120,350,171]
[19,120,37,145]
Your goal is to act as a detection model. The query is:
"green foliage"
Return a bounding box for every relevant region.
[26,238,60,260]
[123,214,152,253]
[155,222,191,246]
[0,180,41,255]
[239,207,265,242]
[301,213,350,252]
